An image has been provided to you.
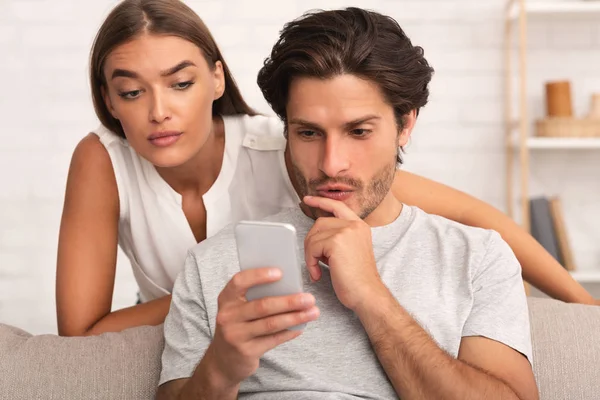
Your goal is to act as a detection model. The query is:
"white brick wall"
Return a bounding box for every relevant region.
[0,0,599,334]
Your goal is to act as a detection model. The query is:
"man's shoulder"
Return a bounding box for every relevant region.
[260,207,305,224]
[186,224,237,264]
[187,208,304,260]
[399,206,519,291]
[404,206,513,267]
[408,205,497,243]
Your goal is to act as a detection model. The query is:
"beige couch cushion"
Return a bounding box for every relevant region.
[0,298,598,399]
[528,297,600,400]
[0,323,164,400]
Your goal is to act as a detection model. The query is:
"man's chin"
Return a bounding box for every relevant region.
[313,209,335,219]
[303,197,363,220]
[300,203,331,220]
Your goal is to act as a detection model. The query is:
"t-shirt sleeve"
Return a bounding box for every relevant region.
[159,251,213,385]
[462,231,533,364]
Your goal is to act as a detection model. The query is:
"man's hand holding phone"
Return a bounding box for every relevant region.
[202,196,383,388]
[205,267,319,388]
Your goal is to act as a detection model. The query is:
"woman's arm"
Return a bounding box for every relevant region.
[56,134,171,336]
[392,170,597,306]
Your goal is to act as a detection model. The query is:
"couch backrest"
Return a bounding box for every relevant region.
[1,297,599,399]
[0,323,164,400]
[528,297,600,400]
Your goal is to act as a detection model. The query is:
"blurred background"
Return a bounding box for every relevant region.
[0,0,598,334]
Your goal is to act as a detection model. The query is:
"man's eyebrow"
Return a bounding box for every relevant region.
[288,115,381,130]
[288,118,324,131]
[110,60,197,80]
[342,115,381,129]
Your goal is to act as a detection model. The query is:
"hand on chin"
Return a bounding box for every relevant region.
[299,197,340,220]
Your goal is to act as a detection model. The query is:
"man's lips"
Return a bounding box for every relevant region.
[315,184,354,192]
[314,185,354,201]
[316,191,353,201]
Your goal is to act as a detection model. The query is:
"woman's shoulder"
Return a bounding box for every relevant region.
[90,124,129,149]
[87,125,142,171]
[224,113,283,137]
[72,132,113,169]
[79,126,135,220]
[224,113,286,152]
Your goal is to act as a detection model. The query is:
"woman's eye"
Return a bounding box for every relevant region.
[173,81,194,90]
[118,90,142,100]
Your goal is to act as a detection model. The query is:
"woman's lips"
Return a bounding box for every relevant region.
[148,131,182,147]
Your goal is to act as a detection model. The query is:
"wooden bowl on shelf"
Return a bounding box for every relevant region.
[535,117,600,138]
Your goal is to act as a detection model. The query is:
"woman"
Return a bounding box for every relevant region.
[55,0,597,337]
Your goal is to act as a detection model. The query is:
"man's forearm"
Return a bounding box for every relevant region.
[178,346,240,400]
[355,285,520,400]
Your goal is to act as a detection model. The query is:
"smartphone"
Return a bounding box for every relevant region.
[234,220,306,330]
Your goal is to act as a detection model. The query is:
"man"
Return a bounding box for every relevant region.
[156,7,538,400]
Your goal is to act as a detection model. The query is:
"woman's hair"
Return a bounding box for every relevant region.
[257,7,434,164]
[90,0,255,138]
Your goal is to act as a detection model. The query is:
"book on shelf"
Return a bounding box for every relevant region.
[548,197,576,271]
[529,196,576,271]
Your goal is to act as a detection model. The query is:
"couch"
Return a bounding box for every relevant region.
[1,297,599,399]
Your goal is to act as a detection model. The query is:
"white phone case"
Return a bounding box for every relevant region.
[234,220,306,330]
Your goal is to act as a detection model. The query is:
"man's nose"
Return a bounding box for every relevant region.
[319,136,350,177]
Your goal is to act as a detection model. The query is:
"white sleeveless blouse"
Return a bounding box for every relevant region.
[93,114,299,302]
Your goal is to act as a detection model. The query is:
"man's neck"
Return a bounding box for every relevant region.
[363,192,403,228]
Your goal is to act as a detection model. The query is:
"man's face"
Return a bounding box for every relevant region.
[286,74,411,220]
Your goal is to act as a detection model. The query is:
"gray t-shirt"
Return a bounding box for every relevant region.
[160,205,532,399]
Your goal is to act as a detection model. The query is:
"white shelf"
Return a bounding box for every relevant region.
[509,1,600,20]
[527,137,600,149]
[511,136,600,149]
[570,270,600,283]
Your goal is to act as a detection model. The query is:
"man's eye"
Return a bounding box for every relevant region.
[299,130,318,138]
[351,129,371,137]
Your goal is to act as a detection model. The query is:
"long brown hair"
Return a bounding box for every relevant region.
[90,0,255,138]
[257,7,434,164]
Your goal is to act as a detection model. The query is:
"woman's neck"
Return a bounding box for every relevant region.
[155,116,225,197]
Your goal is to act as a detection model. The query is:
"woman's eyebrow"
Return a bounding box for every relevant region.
[111,60,197,80]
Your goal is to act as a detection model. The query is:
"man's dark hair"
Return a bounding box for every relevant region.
[257,7,434,165]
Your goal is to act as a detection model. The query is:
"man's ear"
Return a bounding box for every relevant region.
[398,109,417,147]
[213,60,225,100]
[102,86,118,120]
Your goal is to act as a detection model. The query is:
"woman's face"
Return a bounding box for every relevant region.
[102,34,224,167]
